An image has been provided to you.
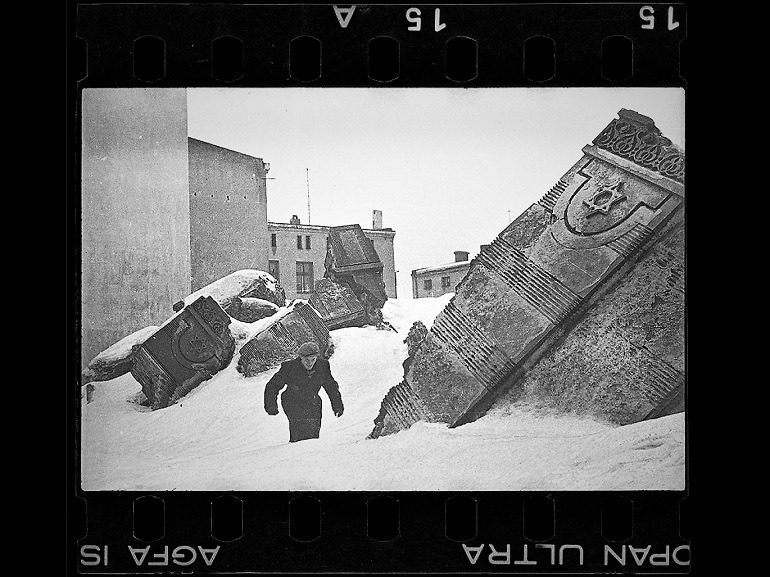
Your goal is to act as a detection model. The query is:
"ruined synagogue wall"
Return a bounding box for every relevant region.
[492,217,685,424]
[371,109,686,436]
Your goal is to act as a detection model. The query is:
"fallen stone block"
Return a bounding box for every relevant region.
[404,321,428,357]
[81,325,159,385]
[401,320,428,374]
[493,221,686,425]
[226,297,279,323]
[325,224,388,325]
[172,269,286,313]
[236,302,331,377]
[308,278,366,330]
[130,296,235,409]
[371,109,686,437]
[369,380,429,438]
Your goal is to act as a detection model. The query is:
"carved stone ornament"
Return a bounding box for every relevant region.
[593,108,684,183]
[130,296,235,409]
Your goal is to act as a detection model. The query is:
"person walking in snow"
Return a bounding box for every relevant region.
[264,341,344,442]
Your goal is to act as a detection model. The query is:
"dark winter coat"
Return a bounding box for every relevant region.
[264,357,343,441]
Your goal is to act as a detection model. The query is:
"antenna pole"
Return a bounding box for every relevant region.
[306,168,310,224]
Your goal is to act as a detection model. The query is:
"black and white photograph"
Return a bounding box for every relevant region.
[79,86,685,492]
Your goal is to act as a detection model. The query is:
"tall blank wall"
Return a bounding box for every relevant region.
[81,88,191,369]
[188,138,269,291]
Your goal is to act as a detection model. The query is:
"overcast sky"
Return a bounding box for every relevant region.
[187,88,684,299]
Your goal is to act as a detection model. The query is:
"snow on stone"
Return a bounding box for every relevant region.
[411,261,470,275]
[242,297,279,309]
[228,300,303,348]
[87,325,159,366]
[381,292,453,332]
[181,269,277,309]
[80,295,684,492]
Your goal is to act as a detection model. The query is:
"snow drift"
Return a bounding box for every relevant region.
[80,294,684,491]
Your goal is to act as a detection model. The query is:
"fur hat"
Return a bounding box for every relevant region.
[297,341,320,357]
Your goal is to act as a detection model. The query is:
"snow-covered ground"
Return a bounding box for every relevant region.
[80,295,685,491]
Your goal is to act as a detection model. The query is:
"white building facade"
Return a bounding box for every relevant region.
[411,251,472,299]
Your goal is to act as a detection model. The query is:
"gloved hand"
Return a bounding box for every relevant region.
[334,407,344,417]
[266,406,279,416]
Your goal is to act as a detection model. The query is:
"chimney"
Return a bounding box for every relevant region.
[290,214,301,225]
[454,251,469,262]
[372,209,383,229]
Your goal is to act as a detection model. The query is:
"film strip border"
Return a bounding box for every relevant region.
[73,4,687,87]
[69,4,696,575]
[73,492,691,572]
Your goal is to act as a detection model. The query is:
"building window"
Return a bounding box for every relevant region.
[441,276,451,288]
[424,279,432,291]
[268,260,280,283]
[305,235,311,249]
[296,261,314,293]
[297,235,303,249]
[271,233,277,248]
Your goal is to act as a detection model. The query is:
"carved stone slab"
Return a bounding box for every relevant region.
[309,278,366,330]
[371,109,686,437]
[130,296,235,409]
[327,224,381,271]
[496,222,685,425]
[325,224,388,321]
[236,303,330,377]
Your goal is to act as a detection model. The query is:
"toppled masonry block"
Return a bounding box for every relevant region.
[495,221,685,424]
[226,297,279,323]
[309,278,367,330]
[369,380,429,438]
[371,109,686,438]
[325,224,388,325]
[236,303,331,376]
[81,325,158,385]
[172,269,286,313]
[400,320,429,375]
[404,321,429,357]
[239,278,286,309]
[130,296,235,409]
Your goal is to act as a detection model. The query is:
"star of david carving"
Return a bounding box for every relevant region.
[187,335,208,357]
[582,180,627,217]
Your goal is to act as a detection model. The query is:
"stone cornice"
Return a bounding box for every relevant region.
[592,109,685,185]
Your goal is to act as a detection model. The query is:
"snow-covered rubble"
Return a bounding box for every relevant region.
[180,269,281,310]
[80,294,685,491]
[82,325,159,383]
